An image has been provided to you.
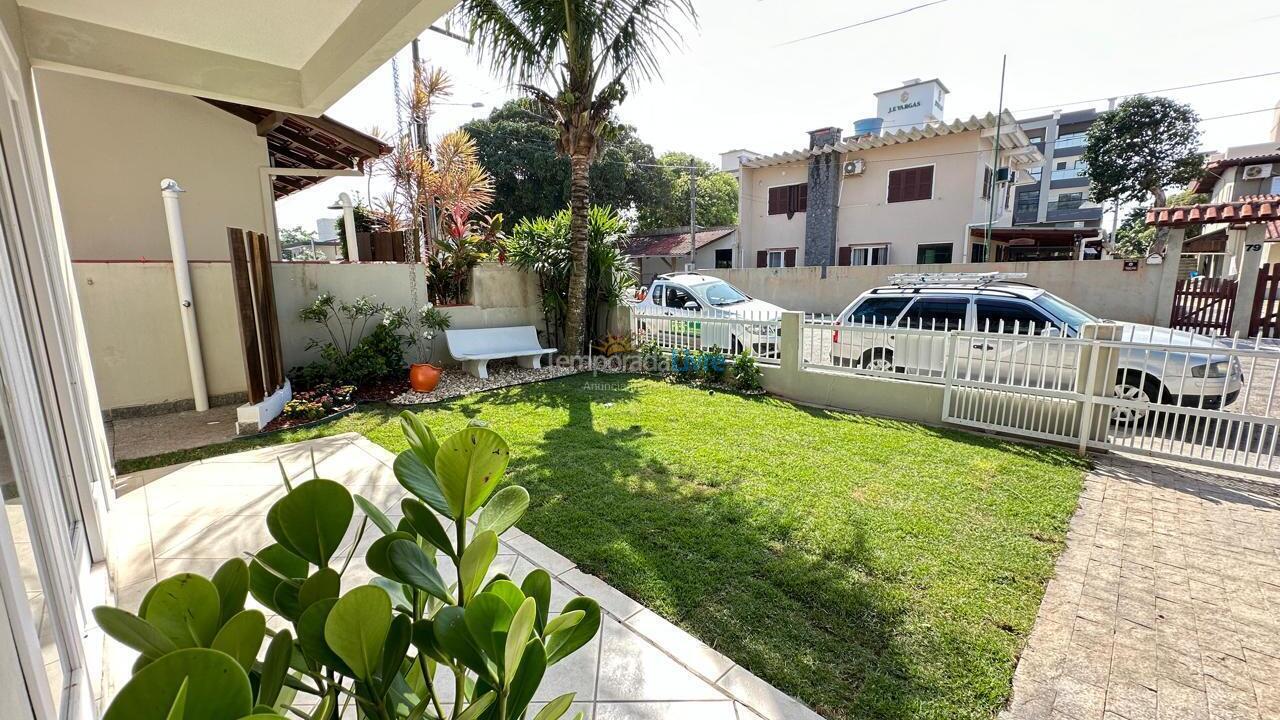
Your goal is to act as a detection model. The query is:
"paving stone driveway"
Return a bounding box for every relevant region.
[1002,455,1280,720]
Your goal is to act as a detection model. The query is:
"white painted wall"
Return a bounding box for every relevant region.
[35,69,271,261]
[704,259,1164,324]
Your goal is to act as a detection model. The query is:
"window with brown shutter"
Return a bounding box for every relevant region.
[887,166,934,203]
[756,250,768,268]
[767,183,808,216]
[783,248,797,267]
[837,246,852,266]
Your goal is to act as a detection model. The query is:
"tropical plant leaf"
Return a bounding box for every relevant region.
[379,614,412,694]
[402,498,455,558]
[298,568,341,612]
[410,618,449,665]
[296,598,351,676]
[257,629,293,709]
[103,648,252,720]
[142,574,221,649]
[433,606,492,682]
[324,586,392,682]
[248,544,308,615]
[400,411,440,468]
[545,597,600,666]
[459,530,498,603]
[388,538,453,603]
[164,678,188,720]
[477,485,528,537]
[463,593,514,665]
[365,531,416,582]
[267,479,354,567]
[434,425,511,518]
[484,579,525,616]
[394,451,452,517]
[210,559,249,626]
[355,494,397,536]
[505,638,546,720]
[520,569,551,634]
[532,693,576,720]
[456,691,496,720]
[505,597,537,680]
[93,606,178,660]
[542,610,584,638]
[210,610,266,672]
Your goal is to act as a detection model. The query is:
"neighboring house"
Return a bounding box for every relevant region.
[1181,134,1280,277]
[625,226,737,286]
[726,79,1053,269]
[1013,109,1106,235]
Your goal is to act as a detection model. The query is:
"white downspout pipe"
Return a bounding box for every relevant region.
[339,192,359,262]
[160,179,209,412]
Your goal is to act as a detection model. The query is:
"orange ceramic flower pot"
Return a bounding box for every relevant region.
[409,363,442,392]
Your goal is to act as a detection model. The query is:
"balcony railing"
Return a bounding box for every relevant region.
[1051,168,1088,181]
[1047,199,1086,212]
[1054,134,1087,150]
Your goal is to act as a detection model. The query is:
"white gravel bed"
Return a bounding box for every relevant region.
[390,362,581,405]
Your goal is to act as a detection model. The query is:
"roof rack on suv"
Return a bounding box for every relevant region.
[887,272,1028,287]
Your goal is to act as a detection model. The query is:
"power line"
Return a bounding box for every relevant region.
[1014,70,1280,113]
[774,0,954,47]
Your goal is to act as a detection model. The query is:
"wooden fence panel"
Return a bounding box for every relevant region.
[1251,263,1280,338]
[1170,276,1237,336]
[248,231,285,392]
[227,228,266,403]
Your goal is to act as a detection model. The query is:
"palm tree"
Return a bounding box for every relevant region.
[454,0,696,353]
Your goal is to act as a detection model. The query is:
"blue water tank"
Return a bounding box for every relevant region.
[853,117,884,137]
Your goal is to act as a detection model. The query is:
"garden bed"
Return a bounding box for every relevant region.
[389,361,579,405]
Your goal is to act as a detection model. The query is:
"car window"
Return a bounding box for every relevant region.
[650,283,665,306]
[665,285,700,310]
[702,280,749,306]
[1032,292,1095,332]
[847,296,911,325]
[897,297,968,330]
[975,298,1053,334]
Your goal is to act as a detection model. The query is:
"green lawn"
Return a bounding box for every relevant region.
[120,374,1087,719]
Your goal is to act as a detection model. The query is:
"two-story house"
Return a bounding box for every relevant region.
[725,79,1058,269]
[1182,134,1280,277]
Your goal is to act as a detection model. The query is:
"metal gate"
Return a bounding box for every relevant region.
[941,328,1280,476]
[1169,276,1237,336]
[1250,263,1280,338]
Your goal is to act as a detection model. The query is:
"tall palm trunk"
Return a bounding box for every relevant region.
[564,153,591,353]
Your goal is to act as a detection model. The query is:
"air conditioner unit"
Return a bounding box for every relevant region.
[994,167,1012,183]
[843,159,865,176]
[683,263,696,271]
[1242,163,1274,180]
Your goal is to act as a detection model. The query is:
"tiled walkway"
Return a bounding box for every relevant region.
[1002,455,1280,720]
[106,433,823,720]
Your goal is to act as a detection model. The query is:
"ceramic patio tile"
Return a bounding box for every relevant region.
[595,617,727,702]
[623,609,735,683]
[716,666,824,720]
[504,532,576,575]
[594,700,738,719]
[560,568,645,620]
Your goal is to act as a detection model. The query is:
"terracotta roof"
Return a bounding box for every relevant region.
[1146,194,1280,228]
[624,227,735,257]
[1189,150,1280,193]
[740,112,1041,169]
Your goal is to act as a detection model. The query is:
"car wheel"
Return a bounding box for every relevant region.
[1110,372,1161,427]
[861,348,894,372]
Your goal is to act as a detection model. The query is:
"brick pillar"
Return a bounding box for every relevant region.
[804,127,842,268]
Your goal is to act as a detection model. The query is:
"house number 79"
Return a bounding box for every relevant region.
[1246,243,1263,252]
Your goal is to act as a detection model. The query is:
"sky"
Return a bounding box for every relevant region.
[277,0,1280,233]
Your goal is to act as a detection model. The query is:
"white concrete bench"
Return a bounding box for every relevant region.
[444,326,556,379]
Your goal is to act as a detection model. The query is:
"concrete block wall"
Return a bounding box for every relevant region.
[73,261,545,413]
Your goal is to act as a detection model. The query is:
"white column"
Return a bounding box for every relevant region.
[1230,224,1268,337]
[338,192,359,262]
[1154,227,1187,327]
[160,179,209,411]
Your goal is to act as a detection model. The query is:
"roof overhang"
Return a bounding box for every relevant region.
[17,0,457,115]
[1189,150,1280,193]
[967,227,1101,244]
[204,99,391,198]
[1146,195,1280,228]
[740,112,1041,169]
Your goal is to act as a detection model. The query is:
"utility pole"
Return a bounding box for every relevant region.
[411,38,437,258]
[687,165,698,271]
[983,54,1008,261]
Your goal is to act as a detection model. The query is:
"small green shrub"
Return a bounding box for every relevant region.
[94,415,597,720]
[731,351,763,392]
[672,349,700,382]
[699,345,727,382]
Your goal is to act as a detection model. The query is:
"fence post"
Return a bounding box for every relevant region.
[1075,322,1123,454]
[1154,227,1187,327]
[941,331,957,419]
[1230,223,1267,337]
[780,311,803,373]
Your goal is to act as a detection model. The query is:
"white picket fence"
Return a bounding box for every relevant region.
[630,307,782,363]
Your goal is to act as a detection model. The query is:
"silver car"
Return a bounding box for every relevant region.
[831,280,1244,422]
